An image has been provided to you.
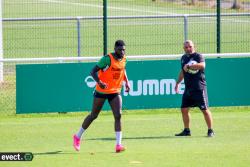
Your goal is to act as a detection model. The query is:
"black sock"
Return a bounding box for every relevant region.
[184,128,190,132]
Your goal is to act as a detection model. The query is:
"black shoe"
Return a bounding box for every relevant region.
[207,129,215,137]
[175,129,191,136]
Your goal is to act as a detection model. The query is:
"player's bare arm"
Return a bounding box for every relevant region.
[188,62,205,70]
[123,70,130,92]
[175,70,184,93]
[183,64,189,72]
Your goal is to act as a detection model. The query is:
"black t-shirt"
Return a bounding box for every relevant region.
[181,52,206,91]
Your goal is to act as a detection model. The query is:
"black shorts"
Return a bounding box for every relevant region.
[93,91,120,102]
[181,88,209,110]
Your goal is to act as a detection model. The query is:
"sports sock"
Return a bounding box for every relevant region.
[115,131,122,145]
[76,127,85,139]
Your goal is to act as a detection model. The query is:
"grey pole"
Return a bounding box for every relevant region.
[77,18,81,57]
[0,0,3,82]
[216,0,221,53]
[184,15,188,41]
[103,0,108,56]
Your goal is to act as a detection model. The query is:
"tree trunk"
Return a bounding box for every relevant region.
[231,0,242,9]
[191,0,198,5]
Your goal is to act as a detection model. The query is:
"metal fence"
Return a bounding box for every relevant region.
[2,0,250,59]
[1,0,250,114]
[3,13,250,59]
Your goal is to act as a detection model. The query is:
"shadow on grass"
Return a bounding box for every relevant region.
[87,135,208,141]
[87,135,177,141]
[33,151,77,156]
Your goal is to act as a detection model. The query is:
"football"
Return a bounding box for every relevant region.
[187,60,199,74]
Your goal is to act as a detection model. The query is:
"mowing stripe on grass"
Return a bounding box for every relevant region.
[41,0,175,15]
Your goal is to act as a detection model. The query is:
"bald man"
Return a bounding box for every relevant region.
[175,40,215,137]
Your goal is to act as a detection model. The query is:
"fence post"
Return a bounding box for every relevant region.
[0,0,3,82]
[103,0,108,56]
[216,0,221,53]
[77,17,81,57]
[184,15,188,41]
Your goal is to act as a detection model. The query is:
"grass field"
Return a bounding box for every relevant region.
[1,1,250,165]
[2,0,250,58]
[1,1,250,166]
[0,107,250,167]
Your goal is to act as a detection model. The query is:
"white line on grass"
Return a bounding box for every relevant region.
[40,0,175,15]
[25,0,249,24]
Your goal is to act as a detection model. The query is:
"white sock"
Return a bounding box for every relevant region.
[115,131,122,145]
[76,127,85,139]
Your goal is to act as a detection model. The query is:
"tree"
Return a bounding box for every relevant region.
[231,0,242,9]
[191,0,198,5]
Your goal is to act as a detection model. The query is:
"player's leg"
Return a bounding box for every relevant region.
[201,108,214,137]
[175,107,191,136]
[108,94,122,132]
[197,89,215,137]
[201,109,213,129]
[108,94,125,152]
[73,93,106,151]
[81,96,106,130]
[175,91,192,136]
[181,107,191,129]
